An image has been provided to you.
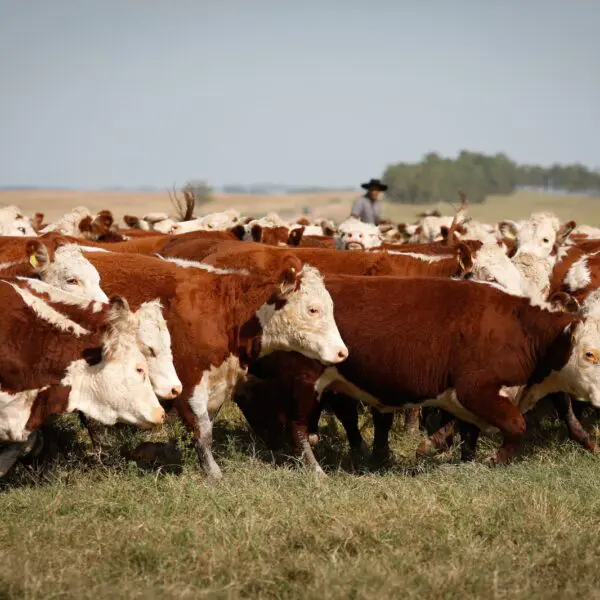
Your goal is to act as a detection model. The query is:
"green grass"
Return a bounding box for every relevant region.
[2,405,600,599]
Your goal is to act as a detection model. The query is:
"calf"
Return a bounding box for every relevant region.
[83,251,348,478]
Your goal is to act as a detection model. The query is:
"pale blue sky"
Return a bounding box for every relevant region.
[1,0,598,188]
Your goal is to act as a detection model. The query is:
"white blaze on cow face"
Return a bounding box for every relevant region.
[336,218,382,251]
[0,206,36,236]
[471,243,527,296]
[513,213,562,259]
[135,300,182,399]
[555,293,600,408]
[257,265,348,364]
[41,244,109,303]
[62,299,166,428]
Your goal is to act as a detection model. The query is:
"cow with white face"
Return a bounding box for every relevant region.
[257,265,348,364]
[504,212,576,260]
[0,292,167,476]
[28,241,110,303]
[18,278,182,401]
[134,299,182,399]
[336,217,382,251]
[0,206,36,237]
[520,290,600,411]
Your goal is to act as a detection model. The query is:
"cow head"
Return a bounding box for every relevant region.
[0,206,36,236]
[336,218,382,251]
[256,258,348,365]
[512,213,576,259]
[547,291,600,407]
[468,243,528,296]
[68,297,166,428]
[29,240,109,303]
[135,299,182,400]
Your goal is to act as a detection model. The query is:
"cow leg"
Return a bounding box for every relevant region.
[552,393,597,452]
[371,409,394,463]
[187,383,222,480]
[458,421,480,462]
[0,432,38,478]
[404,408,421,434]
[307,397,326,447]
[78,412,103,453]
[326,393,368,456]
[457,384,526,463]
[289,385,326,476]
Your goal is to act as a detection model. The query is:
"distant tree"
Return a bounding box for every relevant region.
[184,180,213,205]
[383,152,600,204]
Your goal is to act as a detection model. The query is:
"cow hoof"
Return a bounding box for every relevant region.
[205,465,223,482]
[308,434,320,447]
[313,465,327,478]
[370,448,393,467]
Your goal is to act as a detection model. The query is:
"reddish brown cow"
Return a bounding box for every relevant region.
[0,284,167,475]
[82,251,348,478]
[233,276,598,472]
[165,241,474,279]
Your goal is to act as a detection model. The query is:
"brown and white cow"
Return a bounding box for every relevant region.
[82,251,348,478]
[0,237,110,303]
[234,277,600,472]
[0,287,167,476]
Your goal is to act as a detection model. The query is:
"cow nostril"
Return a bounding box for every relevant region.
[171,386,182,398]
[337,348,349,360]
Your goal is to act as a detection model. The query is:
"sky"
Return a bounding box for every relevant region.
[0,0,599,188]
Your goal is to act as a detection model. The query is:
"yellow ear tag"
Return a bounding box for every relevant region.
[29,254,39,268]
[458,256,464,272]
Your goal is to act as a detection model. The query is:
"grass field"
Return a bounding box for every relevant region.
[2,403,600,599]
[1,188,600,226]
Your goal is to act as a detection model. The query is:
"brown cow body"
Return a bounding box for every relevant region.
[83,251,347,478]
[235,276,585,471]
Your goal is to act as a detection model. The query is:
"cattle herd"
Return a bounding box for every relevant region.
[2,192,600,481]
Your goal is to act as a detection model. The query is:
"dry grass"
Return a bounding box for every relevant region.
[2,404,600,599]
[1,189,599,226]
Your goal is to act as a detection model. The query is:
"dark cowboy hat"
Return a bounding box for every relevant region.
[361,178,388,192]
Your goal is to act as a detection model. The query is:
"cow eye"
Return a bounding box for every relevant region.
[584,351,598,364]
[308,307,320,316]
[18,227,26,234]
[542,237,550,243]
[67,278,80,285]
[149,348,156,358]
[136,367,145,375]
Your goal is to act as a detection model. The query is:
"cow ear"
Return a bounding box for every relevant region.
[287,226,304,246]
[277,256,303,298]
[82,346,103,366]
[457,243,473,275]
[124,215,139,228]
[556,221,576,246]
[231,224,246,240]
[549,292,581,314]
[79,216,93,233]
[25,240,49,271]
[322,225,335,237]
[251,224,263,243]
[32,212,44,232]
[499,220,518,240]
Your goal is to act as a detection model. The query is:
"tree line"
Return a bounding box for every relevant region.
[382,151,600,204]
